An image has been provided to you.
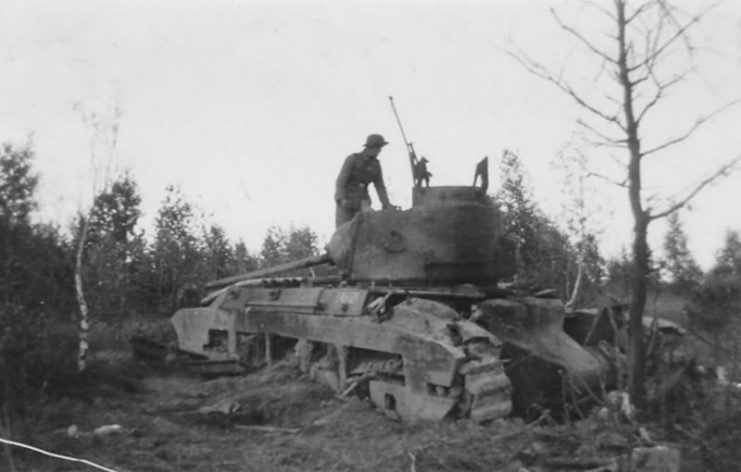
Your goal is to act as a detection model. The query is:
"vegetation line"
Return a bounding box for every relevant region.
[0,437,124,472]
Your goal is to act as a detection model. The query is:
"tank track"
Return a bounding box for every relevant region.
[301,337,512,422]
[458,340,512,422]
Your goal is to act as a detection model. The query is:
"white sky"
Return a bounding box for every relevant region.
[1,0,740,269]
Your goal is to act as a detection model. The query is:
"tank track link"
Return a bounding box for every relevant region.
[459,340,512,422]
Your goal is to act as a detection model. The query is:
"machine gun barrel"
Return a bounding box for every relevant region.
[205,253,332,289]
[389,96,417,186]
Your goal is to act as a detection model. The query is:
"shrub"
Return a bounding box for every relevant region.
[0,304,78,414]
[686,270,741,331]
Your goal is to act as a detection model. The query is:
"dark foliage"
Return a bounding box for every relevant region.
[1,142,78,414]
[494,149,604,300]
[662,211,703,292]
[686,231,741,331]
[258,225,332,277]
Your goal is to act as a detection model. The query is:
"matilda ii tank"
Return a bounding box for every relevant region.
[171,175,611,422]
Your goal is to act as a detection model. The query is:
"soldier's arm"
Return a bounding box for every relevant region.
[373,164,392,209]
[334,155,354,203]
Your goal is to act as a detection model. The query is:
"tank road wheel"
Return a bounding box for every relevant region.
[305,343,348,392]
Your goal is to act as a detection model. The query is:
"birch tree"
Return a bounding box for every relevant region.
[509,0,740,405]
[555,140,606,308]
[73,103,122,373]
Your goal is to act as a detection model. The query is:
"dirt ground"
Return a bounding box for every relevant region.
[2,352,627,472]
[6,348,738,472]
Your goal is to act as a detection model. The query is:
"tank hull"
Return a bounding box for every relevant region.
[172,286,513,422]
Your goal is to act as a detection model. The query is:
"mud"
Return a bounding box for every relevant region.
[15,357,534,472]
[8,353,711,472]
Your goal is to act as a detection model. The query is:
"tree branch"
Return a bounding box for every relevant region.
[625,2,654,25]
[628,3,716,73]
[584,138,628,149]
[551,8,618,65]
[504,47,627,131]
[630,74,650,87]
[585,0,617,22]
[606,151,627,169]
[587,170,629,188]
[635,70,688,125]
[641,98,741,157]
[656,0,713,54]
[649,156,741,220]
[577,119,627,147]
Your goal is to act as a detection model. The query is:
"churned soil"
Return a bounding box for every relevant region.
[15,357,538,472]
[9,351,730,472]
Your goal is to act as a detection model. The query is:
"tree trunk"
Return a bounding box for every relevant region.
[615,0,648,406]
[629,216,649,405]
[565,248,584,310]
[74,218,90,374]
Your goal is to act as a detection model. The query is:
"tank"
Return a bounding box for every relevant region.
[171,179,612,421]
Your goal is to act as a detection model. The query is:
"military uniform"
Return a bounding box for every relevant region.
[334,134,393,227]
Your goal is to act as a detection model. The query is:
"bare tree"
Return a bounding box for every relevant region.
[73,103,122,373]
[509,0,740,405]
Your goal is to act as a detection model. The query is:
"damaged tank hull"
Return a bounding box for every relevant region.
[172,289,512,422]
[170,183,612,422]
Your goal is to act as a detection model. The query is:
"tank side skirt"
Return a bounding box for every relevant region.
[235,309,463,390]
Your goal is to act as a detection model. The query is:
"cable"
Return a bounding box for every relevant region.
[0,436,123,472]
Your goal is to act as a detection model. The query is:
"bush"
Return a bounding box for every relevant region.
[0,304,78,414]
[686,270,741,331]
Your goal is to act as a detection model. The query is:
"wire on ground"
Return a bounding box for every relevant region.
[0,436,123,472]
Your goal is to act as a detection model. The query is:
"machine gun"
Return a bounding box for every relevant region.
[389,96,431,188]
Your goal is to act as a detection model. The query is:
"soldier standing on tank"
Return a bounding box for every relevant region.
[334,133,395,227]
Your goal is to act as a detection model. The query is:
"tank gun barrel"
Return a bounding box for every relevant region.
[205,253,333,289]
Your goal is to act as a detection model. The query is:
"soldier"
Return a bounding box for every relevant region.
[334,133,395,227]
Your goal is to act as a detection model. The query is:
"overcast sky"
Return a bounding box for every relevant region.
[2,0,740,268]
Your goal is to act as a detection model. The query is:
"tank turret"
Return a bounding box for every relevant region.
[328,185,516,285]
[207,185,516,290]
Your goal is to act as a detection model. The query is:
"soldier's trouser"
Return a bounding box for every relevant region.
[335,200,371,228]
